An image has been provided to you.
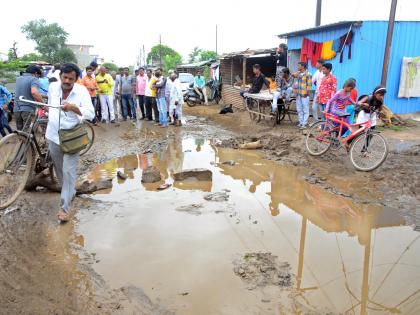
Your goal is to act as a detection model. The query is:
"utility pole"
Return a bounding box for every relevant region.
[143,45,146,66]
[315,0,322,26]
[381,0,398,86]
[216,25,218,55]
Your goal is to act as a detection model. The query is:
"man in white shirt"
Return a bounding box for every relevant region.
[47,63,61,81]
[46,63,95,222]
[311,60,324,122]
[169,73,184,126]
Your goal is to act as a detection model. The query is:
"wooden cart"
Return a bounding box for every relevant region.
[243,92,296,126]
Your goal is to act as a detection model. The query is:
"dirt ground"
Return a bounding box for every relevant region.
[0,104,419,314]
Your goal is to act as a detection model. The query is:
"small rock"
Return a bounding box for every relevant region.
[261,299,271,303]
[275,149,289,157]
[173,168,212,181]
[141,166,161,183]
[204,191,229,202]
[222,160,236,166]
[179,292,189,296]
[253,221,258,224]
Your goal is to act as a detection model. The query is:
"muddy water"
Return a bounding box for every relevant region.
[76,138,420,315]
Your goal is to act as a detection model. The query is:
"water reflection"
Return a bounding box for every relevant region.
[80,137,420,315]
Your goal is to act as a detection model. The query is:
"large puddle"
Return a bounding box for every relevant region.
[75,137,420,314]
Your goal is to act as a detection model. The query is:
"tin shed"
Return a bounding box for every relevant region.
[279,20,420,114]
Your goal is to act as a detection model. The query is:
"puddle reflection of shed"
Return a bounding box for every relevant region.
[219,48,277,109]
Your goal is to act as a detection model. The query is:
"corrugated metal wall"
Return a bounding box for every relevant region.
[286,21,420,114]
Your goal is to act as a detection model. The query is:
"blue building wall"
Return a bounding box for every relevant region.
[286,21,420,114]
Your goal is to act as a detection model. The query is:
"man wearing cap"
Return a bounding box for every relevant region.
[14,65,44,131]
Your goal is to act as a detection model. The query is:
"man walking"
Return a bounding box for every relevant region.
[0,80,13,137]
[96,66,115,123]
[193,70,208,104]
[80,66,99,124]
[135,67,147,120]
[14,65,43,131]
[293,62,312,129]
[120,67,136,121]
[46,63,95,222]
[311,59,324,122]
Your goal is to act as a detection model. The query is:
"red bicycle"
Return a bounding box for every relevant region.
[305,110,388,171]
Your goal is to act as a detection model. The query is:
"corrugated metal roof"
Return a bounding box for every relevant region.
[278,21,362,38]
[220,48,276,59]
[177,59,216,68]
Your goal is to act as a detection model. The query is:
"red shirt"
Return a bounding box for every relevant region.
[346,88,358,105]
[318,74,337,105]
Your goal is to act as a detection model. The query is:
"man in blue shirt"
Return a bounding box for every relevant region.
[193,70,208,104]
[0,80,13,137]
[14,65,44,131]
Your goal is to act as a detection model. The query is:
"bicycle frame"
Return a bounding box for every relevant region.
[323,112,372,143]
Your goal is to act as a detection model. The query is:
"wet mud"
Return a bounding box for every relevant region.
[1,107,419,314]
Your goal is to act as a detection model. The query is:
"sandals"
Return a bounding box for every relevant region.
[57,209,70,223]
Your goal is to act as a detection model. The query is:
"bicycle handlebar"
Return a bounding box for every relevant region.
[18,96,62,108]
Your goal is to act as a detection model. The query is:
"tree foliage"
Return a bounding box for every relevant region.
[147,44,180,66]
[21,19,73,64]
[188,47,217,63]
[163,54,182,74]
[102,62,119,73]
[54,48,77,64]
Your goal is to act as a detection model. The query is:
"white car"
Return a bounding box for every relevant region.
[178,73,194,93]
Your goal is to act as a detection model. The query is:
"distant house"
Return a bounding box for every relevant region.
[66,44,95,68]
[279,21,420,114]
[176,59,216,75]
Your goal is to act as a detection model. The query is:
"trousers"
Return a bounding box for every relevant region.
[48,141,79,213]
[99,94,115,122]
[296,95,310,126]
[157,97,167,126]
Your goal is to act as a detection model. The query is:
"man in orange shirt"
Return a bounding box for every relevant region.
[80,66,98,124]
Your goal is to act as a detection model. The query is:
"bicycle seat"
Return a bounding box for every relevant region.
[337,112,350,117]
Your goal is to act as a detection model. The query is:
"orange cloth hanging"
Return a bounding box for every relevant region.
[321,40,337,60]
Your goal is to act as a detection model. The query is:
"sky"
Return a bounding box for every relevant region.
[1,0,419,66]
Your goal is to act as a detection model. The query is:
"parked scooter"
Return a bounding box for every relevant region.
[184,80,221,107]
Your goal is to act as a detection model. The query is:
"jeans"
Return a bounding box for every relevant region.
[90,97,97,124]
[121,94,134,119]
[296,95,310,126]
[157,97,167,126]
[48,141,79,213]
[137,95,146,118]
[0,110,12,137]
[346,105,355,124]
[99,94,115,122]
[15,111,34,131]
[312,91,320,121]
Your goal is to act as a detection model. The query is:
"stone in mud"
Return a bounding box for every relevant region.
[141,166,162,183]
[204,191,229,202]
[222,160,236,166]
[175,204,203,216]
[274,149,289,157]
[117,170,128,180]
[233,253,293,289]
[173,168,212,181]
[76,179,113,194]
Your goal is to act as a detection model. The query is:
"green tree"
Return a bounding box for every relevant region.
[102,62,119,73]
[199,50,217,61]
[163,54,182,74]
[20,53,43,62]
[188,47,203,63]
[147,44,179,66]
[21,19,72,64]
[54,48,77,64]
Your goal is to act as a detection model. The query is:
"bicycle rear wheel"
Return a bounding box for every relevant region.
[79,122,95,156]
[350,131,388,171]
[305,121,334,156]
[0,133,35,209]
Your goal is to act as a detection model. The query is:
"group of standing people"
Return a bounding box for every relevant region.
[79,62,185,127]
[243,43,386,132]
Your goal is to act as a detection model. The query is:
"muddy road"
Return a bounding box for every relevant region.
[1,106,419,315]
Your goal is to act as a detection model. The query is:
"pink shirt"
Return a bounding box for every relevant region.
[136,74,147,95]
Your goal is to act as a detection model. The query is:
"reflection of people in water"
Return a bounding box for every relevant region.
[117,155,139,179]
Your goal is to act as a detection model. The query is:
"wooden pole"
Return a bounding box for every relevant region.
[242,57,247,87]
[315,0,322,27]
[381,0,398,86]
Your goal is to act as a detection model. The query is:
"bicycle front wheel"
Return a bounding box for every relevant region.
[305,121,334,156]
[350,131,388,171]
[0,133,35,209]
[79,122,95,156]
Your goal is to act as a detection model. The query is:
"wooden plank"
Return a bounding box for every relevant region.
[242,57,247,87]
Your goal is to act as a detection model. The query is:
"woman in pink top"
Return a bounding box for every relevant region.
[136,67,147,120]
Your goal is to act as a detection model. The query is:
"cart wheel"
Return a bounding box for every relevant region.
[247,98,260,122]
